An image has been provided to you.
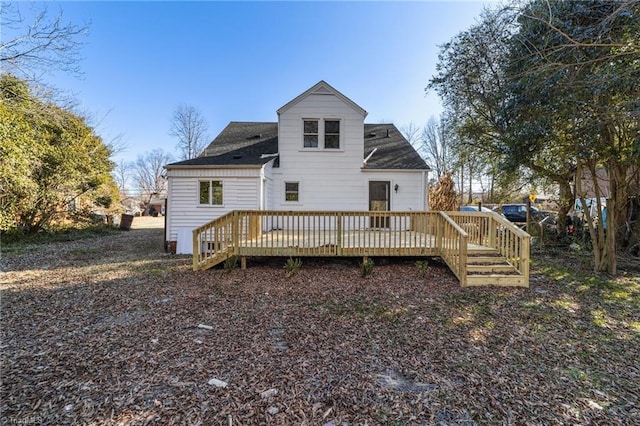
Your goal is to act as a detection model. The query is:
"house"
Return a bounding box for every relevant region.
[147,197,166,216]
[165,81,430,254]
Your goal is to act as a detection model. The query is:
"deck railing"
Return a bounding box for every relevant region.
[437,212,468,284]
[447,211,530,282]
[191,212,235,270]
[192,210,530,286]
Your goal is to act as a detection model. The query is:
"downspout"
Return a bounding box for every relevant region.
[362,148,378,167]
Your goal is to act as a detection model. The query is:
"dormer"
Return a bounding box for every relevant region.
[276,81,368,157]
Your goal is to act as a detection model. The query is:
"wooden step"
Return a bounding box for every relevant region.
[466,264,518,274]
[465,274,528,287]
[467,248,500,256]
[196,249,231,270]
[466,256,508,264]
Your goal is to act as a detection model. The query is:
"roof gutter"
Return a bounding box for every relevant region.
[165,164,264,170]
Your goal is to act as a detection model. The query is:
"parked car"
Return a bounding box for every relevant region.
[495,204,545,223]
[460,205,494,213]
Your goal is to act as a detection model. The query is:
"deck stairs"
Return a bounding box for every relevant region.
[465,248,526,287]
[199,248,231,270]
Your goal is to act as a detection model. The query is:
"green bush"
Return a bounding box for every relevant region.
[284,257,302,277]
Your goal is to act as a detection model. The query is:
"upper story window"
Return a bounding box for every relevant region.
[303,120,319,148]
[199,180,223,205]
[302,119,341,149]
[324,120,340,149]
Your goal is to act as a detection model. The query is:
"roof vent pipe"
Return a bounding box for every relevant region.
[386,128,390,138]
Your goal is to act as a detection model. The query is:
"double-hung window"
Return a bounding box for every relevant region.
[302,119,341,149]
[324,120,340,149]
[285,182,299,202]
[303,120,319,148]
[199,180,223,205]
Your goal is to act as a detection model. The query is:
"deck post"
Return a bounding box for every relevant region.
[489,213,498,248]
[232,211,240,254]
[241,256,247,270]
[436,214,443,256]
[459,235,468,287]
[336,212,342,256]
[192,228,199,271]
[522,235,530,285]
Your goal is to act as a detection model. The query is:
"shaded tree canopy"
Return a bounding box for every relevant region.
[428,0,640,272]
[0,74,117,232]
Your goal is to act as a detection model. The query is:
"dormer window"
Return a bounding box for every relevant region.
[303,120,319,148]
[302,119,341,150]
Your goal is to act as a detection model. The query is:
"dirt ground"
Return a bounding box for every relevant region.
[1,217,638,425]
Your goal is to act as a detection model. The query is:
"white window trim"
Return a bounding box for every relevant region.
[283,181,301,204]
[302,119,319,149]
[198,180,224,207]
[301,118,342,150]
[323,118,341,150]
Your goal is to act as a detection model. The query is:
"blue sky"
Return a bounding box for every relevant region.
[9,1,492,165]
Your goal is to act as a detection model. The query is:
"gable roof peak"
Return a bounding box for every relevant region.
[277,80,368,118]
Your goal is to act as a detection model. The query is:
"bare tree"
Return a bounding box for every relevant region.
[0,3,88,81]
[400,122,421,146]
[169,104,209,160]
[133,149,173,203]
[420,115,456,180]
[112,160,132,197]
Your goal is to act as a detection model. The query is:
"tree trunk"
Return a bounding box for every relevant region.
[557,179,574,237]
[577,161,609,273]
[467,162,473,204]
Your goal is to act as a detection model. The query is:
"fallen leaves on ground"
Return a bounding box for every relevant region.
[1,219,638,425]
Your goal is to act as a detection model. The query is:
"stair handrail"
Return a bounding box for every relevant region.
[437,212,469,286]
[487,211,530,283]
[192,211,238,270]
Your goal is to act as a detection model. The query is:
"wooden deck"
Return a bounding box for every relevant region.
[192,210,530,287]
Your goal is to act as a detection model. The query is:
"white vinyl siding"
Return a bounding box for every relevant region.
[166,167,262,243]
[276,93,366,210]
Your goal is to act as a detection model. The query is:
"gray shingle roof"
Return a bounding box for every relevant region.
[362,124,428,170]
[166,122,278,168]
[166,121,429,170]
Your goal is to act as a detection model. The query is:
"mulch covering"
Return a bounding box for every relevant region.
[1,225,638,425]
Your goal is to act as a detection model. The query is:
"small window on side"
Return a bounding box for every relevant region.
[199,180,223,205]
[285,182,299,202]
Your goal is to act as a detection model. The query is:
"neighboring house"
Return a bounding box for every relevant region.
[576,167,611,199]
[148,197,166,216]
[165,81,430,253]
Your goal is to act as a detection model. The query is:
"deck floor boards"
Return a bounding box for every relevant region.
[236,230,488,255]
